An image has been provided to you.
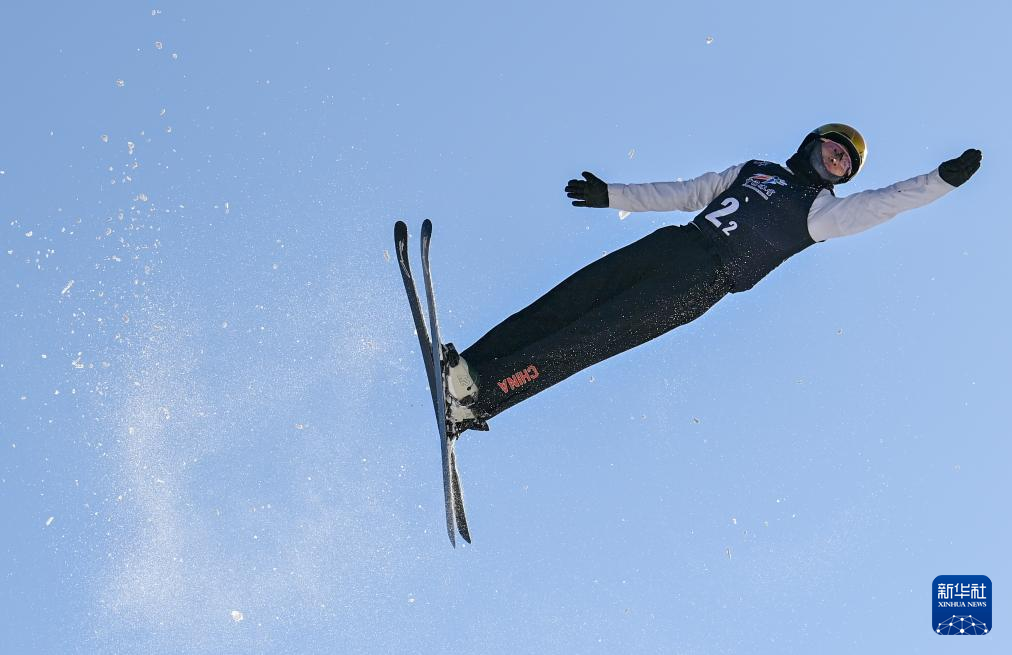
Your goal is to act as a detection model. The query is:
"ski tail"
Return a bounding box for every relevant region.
[450,448,471,542]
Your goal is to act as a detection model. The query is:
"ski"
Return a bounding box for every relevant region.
[448,446,470,541]
[419,219,472,545]
[393,220,469,546]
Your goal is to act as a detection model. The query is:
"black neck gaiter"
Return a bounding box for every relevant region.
[786,140,836,191]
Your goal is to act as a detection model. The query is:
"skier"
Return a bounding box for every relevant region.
[442,123,982,430]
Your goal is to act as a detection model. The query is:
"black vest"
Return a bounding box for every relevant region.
[691,160,824,292]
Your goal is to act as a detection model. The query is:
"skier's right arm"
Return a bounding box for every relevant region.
[606,164,743,213]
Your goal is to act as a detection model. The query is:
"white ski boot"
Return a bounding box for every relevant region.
[445,347,479,406]
[443,344,488,433]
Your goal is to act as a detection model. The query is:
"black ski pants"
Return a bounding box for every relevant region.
[461,223,731,420]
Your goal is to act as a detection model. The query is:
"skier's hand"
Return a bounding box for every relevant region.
[565,171,609,208]
[938,149,982,187]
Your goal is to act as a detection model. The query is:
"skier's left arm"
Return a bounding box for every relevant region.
[808,149,982,241]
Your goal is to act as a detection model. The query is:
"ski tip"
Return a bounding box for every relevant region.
[421,219,432,238]
[394,220,407,238]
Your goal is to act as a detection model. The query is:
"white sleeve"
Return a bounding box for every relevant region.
[807,169,955,241]
[607,163,744,213]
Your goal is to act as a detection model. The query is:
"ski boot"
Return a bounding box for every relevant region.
[443,343,489,434]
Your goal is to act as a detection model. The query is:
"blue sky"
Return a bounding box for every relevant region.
[1,1,1009,653]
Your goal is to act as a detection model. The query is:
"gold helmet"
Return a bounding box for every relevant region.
[810,123,867,182]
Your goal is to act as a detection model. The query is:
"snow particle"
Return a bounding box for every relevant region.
[627,148,636,159]
[45,516,54,527]
[230,610,244,622]
[115,79,125,88]
[705,36,714,45]
[61,280,75,295]
[100,134,109,143]
[154,41,164,50]
[618,210,631,221]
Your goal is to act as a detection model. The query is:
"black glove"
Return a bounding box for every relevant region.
[938,149,982,187]
[565,171,609,208]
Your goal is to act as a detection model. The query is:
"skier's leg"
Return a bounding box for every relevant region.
[461,226,684,365]
[467,225,731,419]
